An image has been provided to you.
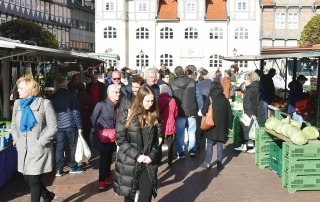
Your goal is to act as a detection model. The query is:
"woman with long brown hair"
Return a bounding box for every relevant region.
[113,86,161,202]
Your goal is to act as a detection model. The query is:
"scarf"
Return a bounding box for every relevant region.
[19,96,37,132]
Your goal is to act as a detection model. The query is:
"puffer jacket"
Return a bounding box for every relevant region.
[113,109,160,199]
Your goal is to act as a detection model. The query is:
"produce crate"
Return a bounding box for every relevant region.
[283,142,320,160]
[256,128,274,142]
[255,151,269,169]
[282,159,320,177]
[281,172,320,193]
[269,142,283,177]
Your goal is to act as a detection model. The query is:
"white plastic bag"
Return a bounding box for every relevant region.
[75,132,91,163]
[249,120,259,140]
[240,113,251,126]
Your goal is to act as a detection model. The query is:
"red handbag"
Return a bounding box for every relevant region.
[97,128,116,143]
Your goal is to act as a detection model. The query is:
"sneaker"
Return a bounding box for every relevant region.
[234,144,247,152]
[199,162,211,170]
[247,148,255,154]
[105,177,112,185]
[98,181,107,190]
[217,161,224,171]
[55,170,65,177]
[189,149,197,157]
[70,167,84,174]
[177,152,185,159]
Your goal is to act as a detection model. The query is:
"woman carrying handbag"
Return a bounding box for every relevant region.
[90,84,121,190]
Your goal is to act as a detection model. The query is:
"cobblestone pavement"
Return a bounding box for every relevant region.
[2,139,320,202]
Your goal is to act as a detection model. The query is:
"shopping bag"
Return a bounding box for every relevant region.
[240,113,251,126]
[75,132,92,163]
[200,97,215,131]
[249,120,259,140]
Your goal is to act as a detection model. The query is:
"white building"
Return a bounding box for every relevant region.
[95,0,260,73]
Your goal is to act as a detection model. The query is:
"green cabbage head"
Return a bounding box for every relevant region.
[302,126,319,140]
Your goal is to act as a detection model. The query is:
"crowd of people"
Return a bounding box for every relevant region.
[10,62,309,202]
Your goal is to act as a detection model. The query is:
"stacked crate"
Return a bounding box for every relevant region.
[281,142,320,193]
[255,128,274,169]
[269,141,283,177]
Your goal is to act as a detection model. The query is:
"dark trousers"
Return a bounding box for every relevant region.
[98,147,114,181]
[55,127,78,171]
[124,165,153,202]
[165,136,175,165]
[24,175,50,202]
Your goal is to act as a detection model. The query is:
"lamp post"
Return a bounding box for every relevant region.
[140,49,144,72]
[232,47,237,57]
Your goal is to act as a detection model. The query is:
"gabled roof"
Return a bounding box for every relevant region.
[158,0,178,20]
[205,0,228,20]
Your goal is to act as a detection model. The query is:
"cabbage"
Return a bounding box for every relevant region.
[281,123,292,137]
[290,131,309,145]
[286,125,302,138]
[302,126,319,140]
[281,117,290,124]
[290,120,301,128]
[273,121,284,134]
[265,116,277,130]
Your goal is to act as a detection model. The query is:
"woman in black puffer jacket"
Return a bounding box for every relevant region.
[113,86,161,202]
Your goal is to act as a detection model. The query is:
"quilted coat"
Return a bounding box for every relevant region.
[113,109,160,199]
[11,97,58,175]
[158,93,178,136]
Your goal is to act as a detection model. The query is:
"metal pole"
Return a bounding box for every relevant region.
[316,57,320,127]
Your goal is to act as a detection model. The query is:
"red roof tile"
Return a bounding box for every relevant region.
[158,0,178,20]
[261,0,275,5]
[206,0,227,20]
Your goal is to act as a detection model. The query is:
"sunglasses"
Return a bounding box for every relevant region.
[112,78,121,80]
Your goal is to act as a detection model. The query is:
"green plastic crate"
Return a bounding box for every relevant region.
[255,150,269,169]
[282,159,320,177]
[281,172,320,193]
[283,142,320,160]
[269,142,283,177]
[256,128,274,142]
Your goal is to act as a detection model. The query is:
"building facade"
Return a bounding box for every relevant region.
[0,0,95,52]
[95,0,261,72]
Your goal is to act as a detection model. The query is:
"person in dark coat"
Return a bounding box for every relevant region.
[235,72,265,153]
[200,82,233,170]
[75,82,94,148]
[260,68,276,119]
[90,84,121,190]
[86,74,107,106]
[113,86,161,202]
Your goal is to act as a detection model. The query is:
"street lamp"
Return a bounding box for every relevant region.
[140,49,144,72]
[232,47,237,57]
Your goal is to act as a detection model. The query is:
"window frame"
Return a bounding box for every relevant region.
[185,27,198,39]
[104,26,117,39]
[236,1,247,11]
[287,12,298,30]
[136,27,149,39]
[210,27,223,39]
[106,1,115,11]
[136,53,149,68]
[275,12,286,29]
[234,27,248,39]
[186,2,196,12]
[209,54,223,68]
[160,27,173,39]
[160,54,173,67]
[137,2,147,12]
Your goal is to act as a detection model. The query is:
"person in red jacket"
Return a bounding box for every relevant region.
[158,84,178,167]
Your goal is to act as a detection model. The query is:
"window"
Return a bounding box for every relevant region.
[136,53,149,68]
[106,1,114,11]
[90,23,95,32]
[235,27,248,39]
[160,54,173,67]
[236,61,248,68]
[275,12,285,29]
[237,1,247,11]
[136,27,149,39]
[209,55,222,68]
[288,12,298,29]
[186,3,196,12]
[71,19,79,28]
[0,17,6,24]
[160,27,173,39]
[138,3,147,12]
[104,26,117,38]
[210,27,223,39]
[185,27,198,39]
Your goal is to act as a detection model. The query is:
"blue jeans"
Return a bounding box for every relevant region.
[176,116,197,154]
[204,139,223,164]
[55,128,78,171]
[263,101,269,120]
